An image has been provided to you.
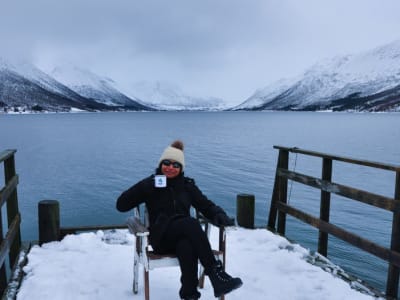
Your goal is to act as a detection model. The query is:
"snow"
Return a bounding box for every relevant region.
[69,107,87,113]
[233,77,297,110]
[50,64,143,107]
[16,227,382,300]
[238,39,400,110]
[0,59,74,97]
[122,80,228,111]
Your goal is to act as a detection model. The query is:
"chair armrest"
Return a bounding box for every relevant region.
[127,216,149,236]
[198,213,227,230]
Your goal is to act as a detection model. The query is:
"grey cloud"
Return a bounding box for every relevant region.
[1,0,400,104]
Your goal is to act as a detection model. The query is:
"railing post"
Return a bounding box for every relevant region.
[236,194,255,229]
[0,206,6,297]
[4,153,21,267]
[386,171,400,299]
[268,152,281,231]
[268,149,289,232]
[38,200,60,245]
[318,158,332,257]
[276,150,289,235]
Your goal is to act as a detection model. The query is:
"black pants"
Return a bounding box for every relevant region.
[155,216,216,298]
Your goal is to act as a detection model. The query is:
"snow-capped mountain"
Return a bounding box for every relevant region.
[0,58,95,111]
[0,59,152,112]
[2,38,400,113]
[0,57,224,112]
[124,81,227,111]
[235,39,400,112]
[50,65,150,110]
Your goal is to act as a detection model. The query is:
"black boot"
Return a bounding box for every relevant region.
[207,260,243,297]
[181,294,200,300]
[180,289,201,300]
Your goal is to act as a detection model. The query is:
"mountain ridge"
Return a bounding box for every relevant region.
[1,39,400,113]
[0,60,153,112]
[234,39,400,112]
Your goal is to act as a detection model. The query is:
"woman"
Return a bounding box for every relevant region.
[116,140,242,300]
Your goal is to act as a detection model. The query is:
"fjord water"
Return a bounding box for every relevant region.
[1,111,399,292]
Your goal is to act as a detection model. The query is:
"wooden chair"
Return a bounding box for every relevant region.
[126,205,226,300]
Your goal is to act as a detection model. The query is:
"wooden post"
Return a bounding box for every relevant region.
[4,154,21,267]
[268,149,289,231]
[318,158,332,257]
[277,150,289,235]
[0,211,6,297]
[268,153,281,231]
[236,194,255,229]
[386,171,400,299]
[38,200,60,245]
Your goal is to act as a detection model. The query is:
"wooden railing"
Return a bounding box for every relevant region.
[38,199,127,244]
[0,150,22,297]
[268,146,400,299]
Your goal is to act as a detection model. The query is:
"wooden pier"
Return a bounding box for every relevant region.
[2,146,400,298]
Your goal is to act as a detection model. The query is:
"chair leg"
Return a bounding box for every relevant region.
[198,264,205,288]
[133,251,139,294]
[144,269,150,300]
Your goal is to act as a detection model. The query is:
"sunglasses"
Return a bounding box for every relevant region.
[161,159,182,169]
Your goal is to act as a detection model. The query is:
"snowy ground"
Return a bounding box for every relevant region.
[14,227,384,300]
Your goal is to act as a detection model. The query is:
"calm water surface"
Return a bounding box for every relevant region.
[1,111,399,292]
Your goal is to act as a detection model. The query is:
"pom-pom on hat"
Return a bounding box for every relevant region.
[159,140,185,170]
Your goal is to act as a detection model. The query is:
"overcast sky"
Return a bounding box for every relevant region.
[1,0,400,105]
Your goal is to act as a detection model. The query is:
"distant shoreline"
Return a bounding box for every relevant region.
[1,109,399,115]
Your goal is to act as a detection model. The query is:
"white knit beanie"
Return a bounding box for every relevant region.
[159,140,185,170]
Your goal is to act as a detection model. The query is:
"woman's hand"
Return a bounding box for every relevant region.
[213,213,235,226]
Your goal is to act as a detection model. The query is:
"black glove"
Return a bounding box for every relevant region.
[213,213,235,226]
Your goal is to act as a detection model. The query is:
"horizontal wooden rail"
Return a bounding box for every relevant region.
[0,175,19,207]
[0,214,21,267]
[277,168,399,212]
[277,202,400,267]
[0,150,16,164]
[274,145,400,172]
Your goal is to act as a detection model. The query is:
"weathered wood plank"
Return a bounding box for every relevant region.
[276,202,400,267]
[318,158,332,256]
[0,150,16,164]
[267,150,283,230]
[273,145,400,172]
[0,175,19,208]
[277,150,289,235]
[0,212,6,297]
[4,155,21,268]
[277,168,399,212]
[38,200,60,245]
[237,194,255,229]
[386,171,400,298]
[0,214,21,267]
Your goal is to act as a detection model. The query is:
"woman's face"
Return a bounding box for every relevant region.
[160,159,182,178]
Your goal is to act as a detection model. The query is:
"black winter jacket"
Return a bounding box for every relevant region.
[116,173,225,248]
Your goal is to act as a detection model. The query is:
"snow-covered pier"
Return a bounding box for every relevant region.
[15,228,383,300]
[2,146,399,299]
